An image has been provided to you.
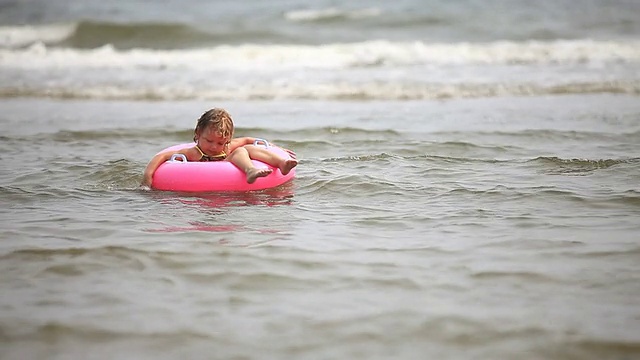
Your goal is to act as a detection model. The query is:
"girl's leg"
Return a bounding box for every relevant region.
[243,145,297,175]
[226,147,272,184]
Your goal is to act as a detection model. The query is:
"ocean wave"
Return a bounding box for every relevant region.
[0,320,215,340]
[3,39,640,68]
[530,156,639,176]
[46,128,191,142]
[1,30,639,105]
[10,127,303,144]
[1,80,638,101]
[469,269,564,283]
[2,38,639,100]
[458,129,640,144]
[299,172,401,197]
[531,156,636,168]
[58,21,217,50]
[0,21,286,50]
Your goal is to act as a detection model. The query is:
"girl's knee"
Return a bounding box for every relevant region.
[228,146,248,158]
[243,145,267,155]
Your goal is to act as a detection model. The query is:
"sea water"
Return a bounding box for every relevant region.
[1,1,640,359]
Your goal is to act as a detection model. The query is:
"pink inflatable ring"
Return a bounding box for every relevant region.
[151,139,295,192]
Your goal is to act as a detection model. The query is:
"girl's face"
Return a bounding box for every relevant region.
[196,127,230,155]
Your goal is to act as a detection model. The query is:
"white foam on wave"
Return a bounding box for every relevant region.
[2,79,639,101]
[284,7,381,22]
[0,23,77,48]
[2,39,640,70]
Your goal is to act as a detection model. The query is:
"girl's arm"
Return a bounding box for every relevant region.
[141,147,197,187]
[228,137,256,153]
[142,152,173,187]
[229,137,296,158]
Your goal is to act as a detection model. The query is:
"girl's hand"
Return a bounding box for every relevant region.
[282,148,296,159]
[271,142,296,158]
[140,175,153,189]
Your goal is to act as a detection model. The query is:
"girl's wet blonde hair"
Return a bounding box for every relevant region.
[193,108,234,142]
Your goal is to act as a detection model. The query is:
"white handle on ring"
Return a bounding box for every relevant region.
[253,138,270,148]
[169,154,187,162]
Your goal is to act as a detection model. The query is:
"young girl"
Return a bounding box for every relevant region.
[141,108,297,188]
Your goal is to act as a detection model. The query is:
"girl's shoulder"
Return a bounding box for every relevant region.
[160,146,199,161]
[181,146,201,161]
